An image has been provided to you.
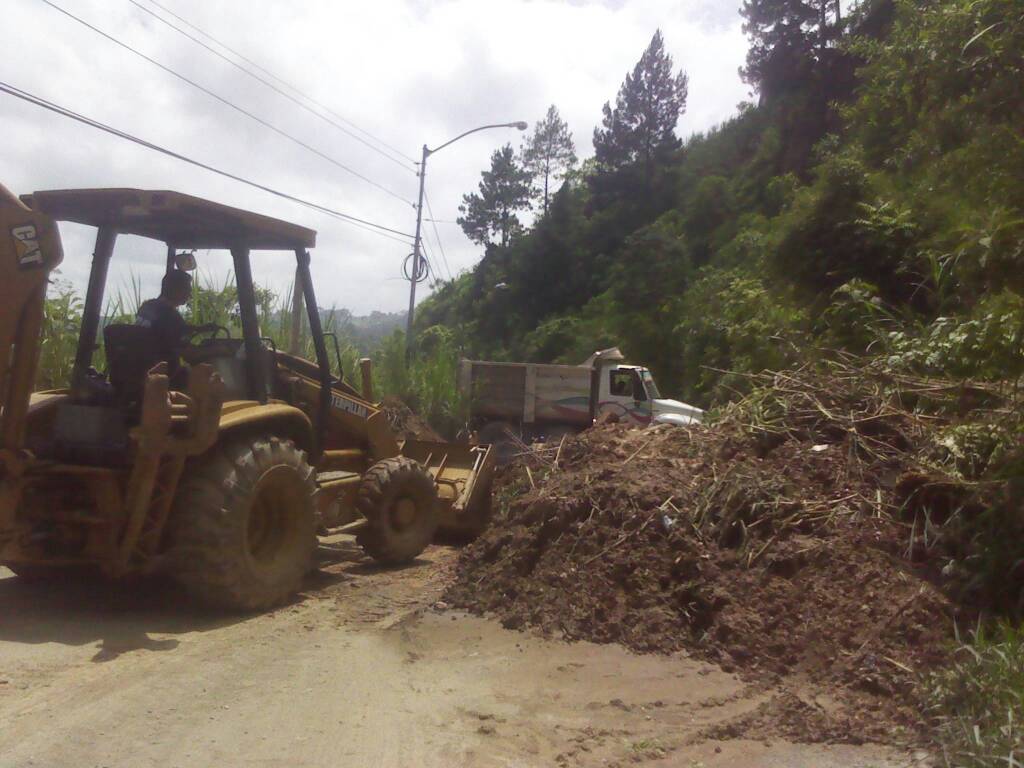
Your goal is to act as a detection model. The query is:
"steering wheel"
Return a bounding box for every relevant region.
[188,324,231,343]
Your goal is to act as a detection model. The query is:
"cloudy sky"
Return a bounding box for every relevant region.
[4,0,749,315]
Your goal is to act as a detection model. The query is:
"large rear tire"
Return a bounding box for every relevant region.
[167,436,317,611]
[356,457,438,565]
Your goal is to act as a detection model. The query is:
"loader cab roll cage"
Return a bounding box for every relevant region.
[22,188,334,452]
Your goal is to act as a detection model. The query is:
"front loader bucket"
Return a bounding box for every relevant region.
[400,439,495,537]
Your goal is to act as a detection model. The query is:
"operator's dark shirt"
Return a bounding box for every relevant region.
[136,298,187,377]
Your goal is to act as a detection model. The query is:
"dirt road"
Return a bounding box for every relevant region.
[1,542,919,767]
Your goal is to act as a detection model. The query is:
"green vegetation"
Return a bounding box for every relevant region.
[925,623,1024,766]
[412,1,1024,760]
[28,2,1024,756]
[417,0,1023,407]
[38,280,83,391]
[37,272,464,436]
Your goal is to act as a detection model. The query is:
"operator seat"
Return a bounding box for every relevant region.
[103,323,164,407]
[43,324,152,465]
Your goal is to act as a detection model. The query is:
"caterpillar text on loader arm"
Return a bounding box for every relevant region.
[0,185,493,610]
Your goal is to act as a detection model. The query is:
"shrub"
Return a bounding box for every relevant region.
[37,280,83,390]
[676,267,807,404]
[924,622,1024,767]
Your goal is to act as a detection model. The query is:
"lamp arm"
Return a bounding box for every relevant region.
[426,123,524,156]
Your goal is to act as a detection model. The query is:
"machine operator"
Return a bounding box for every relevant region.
[135,269,218,381]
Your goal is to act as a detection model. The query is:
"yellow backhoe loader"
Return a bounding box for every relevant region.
[0,185,493,610]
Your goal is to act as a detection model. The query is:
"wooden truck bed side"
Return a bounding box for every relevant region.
[460,360,591,427]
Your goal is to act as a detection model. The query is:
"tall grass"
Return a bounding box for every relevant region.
[38,280,82,390]
[924,622,1024,767]
[34,273,467,435]
[370,327,468,438]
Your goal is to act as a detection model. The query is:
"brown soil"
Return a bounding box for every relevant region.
[381,395,442,441]
[446,419,959,745]
[0,547,913,767]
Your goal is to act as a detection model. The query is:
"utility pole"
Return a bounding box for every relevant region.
[404,121,528,358]
[405,143,429,357]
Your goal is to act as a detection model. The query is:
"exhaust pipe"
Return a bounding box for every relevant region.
[359,358,374,402]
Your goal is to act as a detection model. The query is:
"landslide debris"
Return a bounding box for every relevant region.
[447,359,1021,744]
[381,396,442,441]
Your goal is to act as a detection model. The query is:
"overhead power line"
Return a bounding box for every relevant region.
[402,249,431,284]
[39,0,414,207]
[140,0,418,165]
[125,0,415,174]
[420,229,441,281]
[423,190,453,281]
[0,80,416,242]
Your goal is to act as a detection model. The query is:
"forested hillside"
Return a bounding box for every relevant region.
[416,0,1024,407]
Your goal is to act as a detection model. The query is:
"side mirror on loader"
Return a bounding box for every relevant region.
[174,251,197,271]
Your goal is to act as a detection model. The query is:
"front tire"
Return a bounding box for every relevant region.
[356,457,438,564]
[168,436,317,611]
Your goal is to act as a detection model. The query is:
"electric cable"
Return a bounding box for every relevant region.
[125,0,415,173]
[401,250,430,284]
[141,0,418,164]
[421,224,448,282]
[0,80,416,241]
[423,190,453,280]
[39,0,415,206]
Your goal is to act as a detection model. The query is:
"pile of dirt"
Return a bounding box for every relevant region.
[380,396,442,441]
[445,361,1016,743]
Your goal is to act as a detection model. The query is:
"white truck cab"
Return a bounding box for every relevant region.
[594,359,703,427]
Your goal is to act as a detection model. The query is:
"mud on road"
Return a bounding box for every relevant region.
[448,409,962,749]
[0,541,923,768]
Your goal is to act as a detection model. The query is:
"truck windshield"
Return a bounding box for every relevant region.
[641,370,661,400]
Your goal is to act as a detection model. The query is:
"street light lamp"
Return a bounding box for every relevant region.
[405,121,527,355]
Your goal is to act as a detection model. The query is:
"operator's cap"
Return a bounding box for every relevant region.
[161,269,192,295]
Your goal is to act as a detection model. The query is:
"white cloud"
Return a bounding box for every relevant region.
[2,0,748,313]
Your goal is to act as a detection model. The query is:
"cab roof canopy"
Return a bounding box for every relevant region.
[21,188,316,251]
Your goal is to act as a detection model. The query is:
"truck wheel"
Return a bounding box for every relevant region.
[168,436,317,611]
[478,421,519,465]
[356,457,438,565]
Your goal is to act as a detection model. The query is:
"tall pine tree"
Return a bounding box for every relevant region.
[741,0,845,99]
[458,144,533,248]
[521,105,577,216]
[591,30,689,212]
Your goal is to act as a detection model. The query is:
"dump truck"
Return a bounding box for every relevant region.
[0,185,493,609]
[460,348,703,461]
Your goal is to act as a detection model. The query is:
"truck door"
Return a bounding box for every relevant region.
[601,367,651,425]
[628,369,653,422]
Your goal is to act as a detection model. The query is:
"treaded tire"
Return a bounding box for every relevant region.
[356,457,438,565]
[168,436,317,611]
